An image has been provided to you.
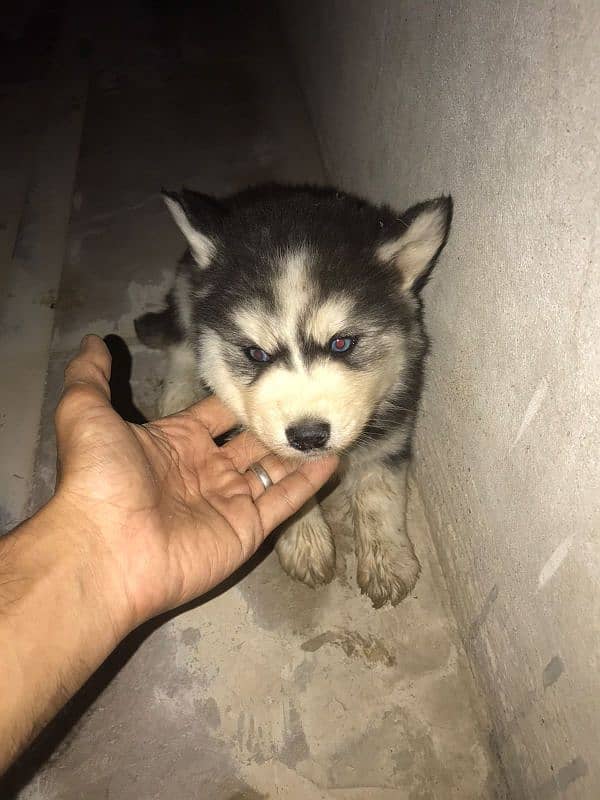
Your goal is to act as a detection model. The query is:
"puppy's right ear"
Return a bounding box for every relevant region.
[161,188,223,268]
[377,196,452,294]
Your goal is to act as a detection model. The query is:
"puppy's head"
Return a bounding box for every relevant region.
[164,186,452,458]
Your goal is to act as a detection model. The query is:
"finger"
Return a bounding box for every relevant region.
[256,455,339,533]
[63,335,112,394]
[181,394,239,437]
[57,336,113,425]
[220,429,271,472]
[243,453,296,500]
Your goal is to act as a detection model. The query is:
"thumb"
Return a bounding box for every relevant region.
[55,335,113,435]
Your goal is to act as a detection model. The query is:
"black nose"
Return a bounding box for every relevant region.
[286,420,330,451]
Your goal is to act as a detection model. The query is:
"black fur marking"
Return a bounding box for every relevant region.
[137,183,452,459]
[134,291,183,349]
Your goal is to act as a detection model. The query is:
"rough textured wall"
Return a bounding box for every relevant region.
[280,1,600,796]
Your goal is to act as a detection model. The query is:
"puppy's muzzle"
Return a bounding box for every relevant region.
[286,420,330,451]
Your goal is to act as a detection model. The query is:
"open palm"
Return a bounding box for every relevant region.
[54,336,337,629]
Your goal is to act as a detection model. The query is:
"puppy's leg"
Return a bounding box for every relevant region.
[276,498,336,587]
[320,481,352,536]
[352,460,420,608]
[159,342,205,417]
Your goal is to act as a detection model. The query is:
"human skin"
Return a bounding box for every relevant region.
[0,335,337,773]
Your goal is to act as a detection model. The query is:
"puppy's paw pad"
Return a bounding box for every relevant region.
[357,542,420,608]
[276,520,336,587]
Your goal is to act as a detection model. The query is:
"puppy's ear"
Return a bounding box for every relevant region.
[377,196,452,293]
[162,188,224,268]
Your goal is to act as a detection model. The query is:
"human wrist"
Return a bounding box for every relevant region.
[0,496,132,671]
[39,493,137,641]
[0,498,132,771]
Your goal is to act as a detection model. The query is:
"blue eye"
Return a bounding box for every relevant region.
[247,346,271,363]
[330,336,355,354]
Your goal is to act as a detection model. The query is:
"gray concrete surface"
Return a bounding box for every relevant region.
[0,8,87,531]
[280,1,600,797]
[0,2,503,799]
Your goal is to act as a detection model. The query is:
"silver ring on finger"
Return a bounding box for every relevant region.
[247,462,273,491]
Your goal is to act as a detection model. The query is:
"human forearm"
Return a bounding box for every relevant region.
[0,335,338,774]
[0,498,128,773]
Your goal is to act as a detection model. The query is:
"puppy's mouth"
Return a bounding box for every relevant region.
[215,425,336,462]
[281,444,337,463]
[254,436,335,464]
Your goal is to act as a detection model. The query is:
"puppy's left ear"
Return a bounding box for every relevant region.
[377,196,453,293]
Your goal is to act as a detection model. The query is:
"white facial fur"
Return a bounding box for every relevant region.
[198,248,407,458]
[244,358,399,456]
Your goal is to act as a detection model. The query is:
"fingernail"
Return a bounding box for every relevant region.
[80,334,91,350]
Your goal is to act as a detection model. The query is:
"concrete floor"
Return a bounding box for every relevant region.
[1,3,503,798]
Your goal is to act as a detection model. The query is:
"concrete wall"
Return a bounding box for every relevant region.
[280,1,600,796]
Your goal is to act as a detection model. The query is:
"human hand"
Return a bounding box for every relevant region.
[53,335,338,635]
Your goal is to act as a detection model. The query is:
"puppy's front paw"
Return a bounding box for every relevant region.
[357,539,420,608]
[276,515,336,588]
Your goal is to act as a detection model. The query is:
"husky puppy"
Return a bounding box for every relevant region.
[135,184,452,607]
